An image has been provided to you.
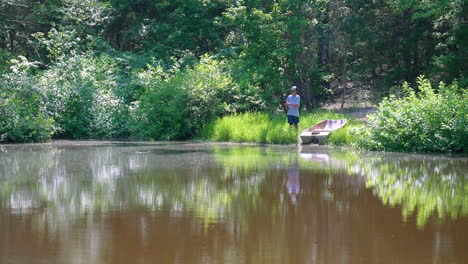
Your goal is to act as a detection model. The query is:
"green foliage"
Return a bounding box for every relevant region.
[356,76,467,152]
[389,0,467,84]
[0,48,10,72]
[184,56,242,135]
[200,111,354,145]
[104,0,225,56]
[33,27,93,61]
[131,63,189,140]
[0,0,465,147]
[132,56,246,140]
[222,0,329,110]
[327,120,361,146]
[0,0,63,66]
[37,53,132,139]
[0,57,54,142]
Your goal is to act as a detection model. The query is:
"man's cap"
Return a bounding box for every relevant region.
[291,86,297,91]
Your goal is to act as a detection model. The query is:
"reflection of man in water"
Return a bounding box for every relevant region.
[286,164,300,204]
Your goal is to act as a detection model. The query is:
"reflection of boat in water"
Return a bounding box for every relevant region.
[300,119,347,144]
[299,153,330,163]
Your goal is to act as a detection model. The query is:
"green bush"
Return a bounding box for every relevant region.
[356,77,467,152]
[0,57,54,142]
[38,53,132,138]
[132,56,249,140]
[327,121,361,146]
[131,64,189,140]
[184,56,246,136]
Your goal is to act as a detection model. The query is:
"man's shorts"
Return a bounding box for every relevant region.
[287,115,300,124]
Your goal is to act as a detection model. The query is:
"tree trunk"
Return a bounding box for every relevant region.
[317,3,330,105]
[412,35,419,79]
[9,31,15,53]
[340,55,348,109]
[301,81,312,110]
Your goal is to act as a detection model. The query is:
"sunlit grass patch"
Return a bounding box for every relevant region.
[327,120,362,146]
[199,111,359,145]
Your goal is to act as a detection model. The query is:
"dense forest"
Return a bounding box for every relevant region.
[0,0,466,146]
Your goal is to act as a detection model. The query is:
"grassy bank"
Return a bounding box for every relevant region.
[199,111,360,145]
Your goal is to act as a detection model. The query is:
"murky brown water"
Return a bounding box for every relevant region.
[0,141,467,264]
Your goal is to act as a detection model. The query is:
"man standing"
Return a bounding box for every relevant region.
[284,86,300,129]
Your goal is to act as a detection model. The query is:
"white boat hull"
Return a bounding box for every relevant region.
[299,119,347,145]
[300,131,330,145]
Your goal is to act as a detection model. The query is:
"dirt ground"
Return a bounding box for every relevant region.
[320,81,377,120]
[327,107,376,120]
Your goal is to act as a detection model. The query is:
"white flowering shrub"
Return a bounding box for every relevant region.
[37,53,131,138]
[0,57,54,142]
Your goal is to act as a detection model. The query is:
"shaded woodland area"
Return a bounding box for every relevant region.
[0,0,466,143]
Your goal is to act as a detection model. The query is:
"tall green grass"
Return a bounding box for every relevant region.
[199,111,359,145]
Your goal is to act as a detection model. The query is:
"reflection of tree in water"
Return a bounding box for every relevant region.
[0,145,266,227]
[299,149,468,228]
[0,144,467,263]
[1,145,466,229]
[346,153,468,228]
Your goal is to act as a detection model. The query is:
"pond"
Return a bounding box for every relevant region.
[0,141,467,264]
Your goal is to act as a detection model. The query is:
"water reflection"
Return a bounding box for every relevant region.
[341,152,468,228]
[0,144,466,228]
[286,163,300,204]
[0,142,467,263]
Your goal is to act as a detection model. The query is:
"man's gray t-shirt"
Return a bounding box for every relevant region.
[286,94,300,117]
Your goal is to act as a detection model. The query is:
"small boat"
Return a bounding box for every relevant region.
[300,119,347,144]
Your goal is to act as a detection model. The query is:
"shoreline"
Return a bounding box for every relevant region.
[1,139,465,158]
